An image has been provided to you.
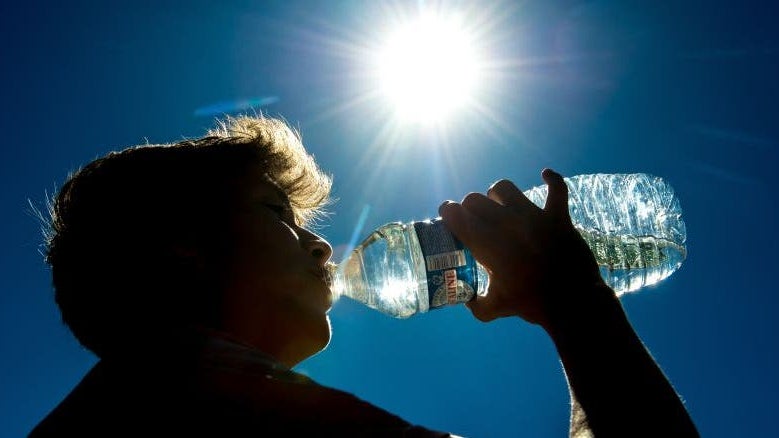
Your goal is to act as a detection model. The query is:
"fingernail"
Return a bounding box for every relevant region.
[439,200,455,213]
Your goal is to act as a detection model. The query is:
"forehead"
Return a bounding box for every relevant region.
[236,166,310,228]
[236,165,285,198]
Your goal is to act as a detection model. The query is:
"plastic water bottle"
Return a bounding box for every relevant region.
[333,173,687,318]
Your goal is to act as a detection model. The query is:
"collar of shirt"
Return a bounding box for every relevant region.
[193,329,313,385]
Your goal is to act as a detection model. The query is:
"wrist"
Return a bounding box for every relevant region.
[540,281,625,340]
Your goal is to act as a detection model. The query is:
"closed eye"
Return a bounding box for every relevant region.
[263,203,286,214]
[262,203,295,223]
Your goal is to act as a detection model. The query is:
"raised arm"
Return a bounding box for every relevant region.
[439,169,698,437]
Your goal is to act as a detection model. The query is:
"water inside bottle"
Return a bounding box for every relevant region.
[579,229,687,295]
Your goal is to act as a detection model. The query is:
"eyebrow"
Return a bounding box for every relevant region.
[261,173,292,207]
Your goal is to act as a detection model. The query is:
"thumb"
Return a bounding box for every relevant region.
[465,296,499,322]
[542,168,570,221]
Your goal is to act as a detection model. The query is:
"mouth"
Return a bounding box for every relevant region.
[312,262,338,307]
[321,262,337,288]
[312,262,336,287]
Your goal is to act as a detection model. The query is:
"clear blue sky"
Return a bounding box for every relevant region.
[2,1,778,436]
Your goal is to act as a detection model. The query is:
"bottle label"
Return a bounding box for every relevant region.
[413,219,478,309]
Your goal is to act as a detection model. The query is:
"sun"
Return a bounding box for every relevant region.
[376,12,482,124]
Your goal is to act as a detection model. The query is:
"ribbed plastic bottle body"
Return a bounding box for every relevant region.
[335,173,686,317]
[523,173,687,295]
[334,222,428,318]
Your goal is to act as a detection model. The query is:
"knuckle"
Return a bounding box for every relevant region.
[461,192,486,209]
[488,179,515,195]
[438,200,457,217]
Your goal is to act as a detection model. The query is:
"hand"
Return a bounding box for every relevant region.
[439,169,607,329]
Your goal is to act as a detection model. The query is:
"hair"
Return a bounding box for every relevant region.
[45,115,332,358]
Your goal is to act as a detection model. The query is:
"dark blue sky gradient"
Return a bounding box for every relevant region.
[2,1,778,436]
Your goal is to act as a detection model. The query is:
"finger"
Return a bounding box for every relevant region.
[439,200,499,264]
[487,179,538,212]
[439,200,476,245]
[460,192,504,223]
[465,296,499,322]
[541,168,570,221]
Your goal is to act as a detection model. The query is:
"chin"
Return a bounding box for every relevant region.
[296,315,332,359]
[312,315,333,352]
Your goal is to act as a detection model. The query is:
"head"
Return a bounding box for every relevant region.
[46,115,334,366]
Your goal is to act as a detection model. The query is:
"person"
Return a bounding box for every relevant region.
[30,115,698,437]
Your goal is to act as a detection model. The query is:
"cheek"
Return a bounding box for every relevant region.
[232,252,307,302]
[229,234,292,273]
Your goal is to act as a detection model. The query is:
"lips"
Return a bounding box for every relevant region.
[309,264,336,308]
[323,262,337,287]
[309,268,329,286]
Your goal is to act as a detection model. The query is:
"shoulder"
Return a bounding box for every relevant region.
[183,362,454,436]
[30,359,453,437]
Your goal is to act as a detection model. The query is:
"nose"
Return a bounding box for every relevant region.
[301,229,333,264]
